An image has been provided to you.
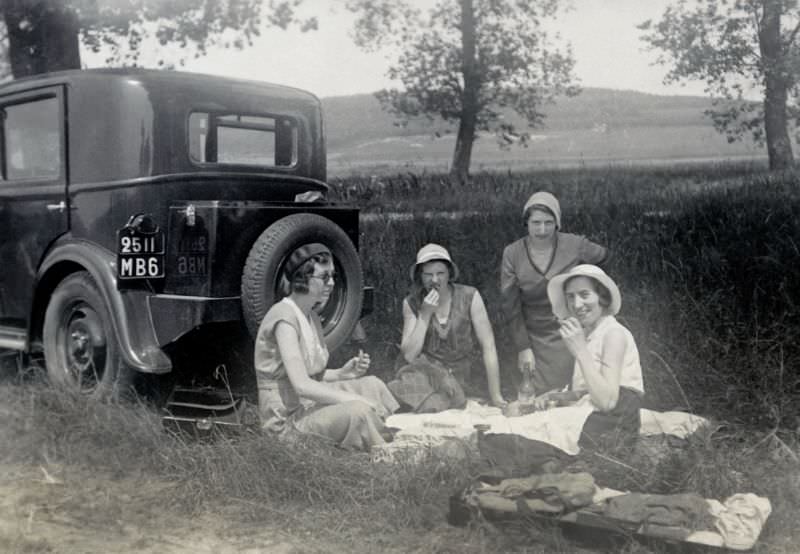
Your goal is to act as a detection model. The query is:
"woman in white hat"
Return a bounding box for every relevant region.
[255,243,399,450]
[389,243,506,410]
[541,264,644,446]
[501,191,607,397]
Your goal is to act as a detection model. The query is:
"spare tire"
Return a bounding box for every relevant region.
[241,213,364,352]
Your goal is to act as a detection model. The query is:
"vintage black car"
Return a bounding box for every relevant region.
[0,68,369,403]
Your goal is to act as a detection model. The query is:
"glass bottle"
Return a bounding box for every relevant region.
[517,366,535,404]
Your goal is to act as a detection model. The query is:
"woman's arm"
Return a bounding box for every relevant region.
[559,318,625,411]
[580,237,609,266]
[469,291,506,406]
[323,350,370,382]
[500,245,534,368]
[400,297,433,363]
[275,322,375,408]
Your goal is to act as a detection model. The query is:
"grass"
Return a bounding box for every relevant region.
[1,374,798,552]
[333,163,800,431]
[2,161,800,552]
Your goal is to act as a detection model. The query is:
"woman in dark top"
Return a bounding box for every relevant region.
[389,243,506,411]
[500,192,607,395]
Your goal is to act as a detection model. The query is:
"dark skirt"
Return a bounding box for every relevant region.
[578,387,642,449]
[527,322,574,394]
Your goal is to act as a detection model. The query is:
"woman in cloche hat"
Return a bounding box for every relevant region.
[388,243,506,411]
[500,191,608,398]
[254,243,398,451]
[540,264,644,447]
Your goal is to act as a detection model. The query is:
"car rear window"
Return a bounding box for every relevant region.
[188,112,298,168]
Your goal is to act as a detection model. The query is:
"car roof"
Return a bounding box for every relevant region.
[0,67,320,103]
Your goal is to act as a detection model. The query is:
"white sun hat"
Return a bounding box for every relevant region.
[408,243,460,281]
[547,264,621,320]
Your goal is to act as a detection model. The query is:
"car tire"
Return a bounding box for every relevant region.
[43,271,132,398]
[241,213,363,352]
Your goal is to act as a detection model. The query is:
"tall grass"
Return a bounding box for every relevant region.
[335,165,800,430]
[2,163,799,552]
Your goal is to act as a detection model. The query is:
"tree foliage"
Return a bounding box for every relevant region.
[640,0,800,169]
[347,0,578,182]
[1,0,317,77]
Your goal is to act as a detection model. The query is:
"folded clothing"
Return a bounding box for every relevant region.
[472,472,597,514]
[595,492,715,531]
[707,493,773,551]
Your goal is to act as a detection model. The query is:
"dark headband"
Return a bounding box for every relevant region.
[284,243,331,278]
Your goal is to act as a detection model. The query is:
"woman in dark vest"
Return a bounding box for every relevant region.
[388,243,506,412]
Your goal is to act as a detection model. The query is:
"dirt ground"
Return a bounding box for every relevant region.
[0,463,309,554]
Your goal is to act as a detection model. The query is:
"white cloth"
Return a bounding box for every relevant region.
[386,399,593,455]
[639,409,708,438]
[571,315,644,398]
[384,401,712,457]
[707,493,772,550]
[490,396,595,455]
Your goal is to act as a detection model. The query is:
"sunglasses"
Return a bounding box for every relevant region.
[310,271,335,284]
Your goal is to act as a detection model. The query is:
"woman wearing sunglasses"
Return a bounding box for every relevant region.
[254,243,398,450]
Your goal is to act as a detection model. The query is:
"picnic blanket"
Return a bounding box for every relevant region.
[377,400,708,458]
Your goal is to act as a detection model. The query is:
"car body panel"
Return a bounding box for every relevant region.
[0,69,364,375]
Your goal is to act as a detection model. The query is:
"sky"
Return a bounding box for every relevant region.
[84,0,709,99]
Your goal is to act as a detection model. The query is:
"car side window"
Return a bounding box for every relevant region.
[188,112,298,168]
[0,96,61,181]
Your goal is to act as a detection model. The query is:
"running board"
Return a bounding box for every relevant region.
[0,326,27,350]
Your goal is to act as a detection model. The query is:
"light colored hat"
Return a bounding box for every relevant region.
[522,191,561,229]
[547,264,621,320]
[409,243,460,281]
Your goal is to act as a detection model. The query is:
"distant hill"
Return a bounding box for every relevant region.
[321,88,714,148]
[320,88,764,174]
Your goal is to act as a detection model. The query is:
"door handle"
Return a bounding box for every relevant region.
[46,201,67,212]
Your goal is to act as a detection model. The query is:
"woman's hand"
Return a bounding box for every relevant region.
[532,392,550,411]
[517,348,535,373]
[559,317,587,356]
[418,289,439,320]
[338,349,370,380]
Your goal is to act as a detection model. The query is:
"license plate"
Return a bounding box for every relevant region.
[177,254,207,276]
[176,225,209,277]
[117,227,165,279]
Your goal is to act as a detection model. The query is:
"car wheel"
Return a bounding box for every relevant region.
[43,271,131,398]
[241,213,364,352]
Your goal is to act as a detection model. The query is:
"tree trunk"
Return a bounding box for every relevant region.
[759,0,794,170]
[450,0,479,185]
[3,0,81,79]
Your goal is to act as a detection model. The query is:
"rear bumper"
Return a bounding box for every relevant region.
[149,286,375,346]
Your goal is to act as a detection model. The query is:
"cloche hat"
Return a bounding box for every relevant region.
[409,243,460,281]
[284,243,332,278]
[522,191,561,229]
[547,264,621,320]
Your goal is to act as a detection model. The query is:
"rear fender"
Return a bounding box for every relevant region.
[34,238,171,373]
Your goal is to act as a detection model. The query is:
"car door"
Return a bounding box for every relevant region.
[0,85,68,346]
